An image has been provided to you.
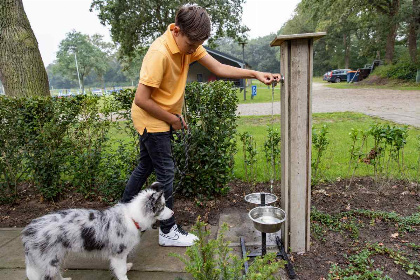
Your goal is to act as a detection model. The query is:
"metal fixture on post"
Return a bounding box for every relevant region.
[270,32,326,253]
[238,41,247,100]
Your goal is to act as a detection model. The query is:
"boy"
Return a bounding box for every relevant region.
[121,4,280,246]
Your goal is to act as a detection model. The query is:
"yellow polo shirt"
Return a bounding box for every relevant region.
[131,23,208,134]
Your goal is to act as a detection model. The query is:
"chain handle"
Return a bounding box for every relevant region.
[168,114,190,200]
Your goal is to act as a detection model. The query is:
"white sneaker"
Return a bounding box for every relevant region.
[159,224,198,247]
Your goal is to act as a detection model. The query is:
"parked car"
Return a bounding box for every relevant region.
[327,69,352,83]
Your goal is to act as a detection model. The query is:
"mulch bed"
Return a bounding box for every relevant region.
[1,177,419,279]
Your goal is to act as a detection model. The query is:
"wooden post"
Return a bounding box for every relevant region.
[270,33,326,253]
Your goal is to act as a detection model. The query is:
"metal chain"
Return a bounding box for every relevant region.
[168,114,190,200]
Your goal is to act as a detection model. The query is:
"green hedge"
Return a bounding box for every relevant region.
[172,81,238,198]
[0,81,238,202]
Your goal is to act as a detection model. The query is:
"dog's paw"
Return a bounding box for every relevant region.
[126,262,133,271]
[62,278,72,280]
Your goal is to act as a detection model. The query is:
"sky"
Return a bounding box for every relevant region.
[22,0,300,66]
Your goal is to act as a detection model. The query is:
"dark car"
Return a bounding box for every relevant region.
[327,69,352,83]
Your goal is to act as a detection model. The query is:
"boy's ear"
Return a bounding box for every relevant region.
[173,25,181,36]
[150,182,164,192]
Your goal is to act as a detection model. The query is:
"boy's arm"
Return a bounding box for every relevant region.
[134,83,186,130]
[198,54,280,85]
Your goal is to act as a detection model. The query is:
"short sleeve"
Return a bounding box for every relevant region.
[190,45,208,63]
[139,50,167,88]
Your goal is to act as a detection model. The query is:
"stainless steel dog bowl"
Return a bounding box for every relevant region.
[248,206,286,233]
[244,192,277,205]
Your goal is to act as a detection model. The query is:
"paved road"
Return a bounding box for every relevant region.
[237,83,420,127]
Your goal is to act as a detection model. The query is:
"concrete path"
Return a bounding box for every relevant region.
[0,209,289,279]
[237,82,420,127]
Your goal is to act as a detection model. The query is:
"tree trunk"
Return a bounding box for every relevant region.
[384,0,400,64]
[408,0,418,63]
[344,33,351,69]
[0,0,50,97]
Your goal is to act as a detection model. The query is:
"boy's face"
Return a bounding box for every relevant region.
[172,26,205,55]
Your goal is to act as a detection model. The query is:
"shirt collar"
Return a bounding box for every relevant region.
[166,23,181,54]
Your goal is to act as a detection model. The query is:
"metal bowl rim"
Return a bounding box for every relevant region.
[248,206,286,224]
[244,192,278,204]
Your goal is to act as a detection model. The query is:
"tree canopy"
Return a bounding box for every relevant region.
[280,0,419,76]
[54,31,111,92]
[90,0,249,58]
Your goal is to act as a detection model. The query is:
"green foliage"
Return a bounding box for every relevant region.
[311,206,420,241]
[328,243,420,279]
[282,0,418,76]
[312,125,330,182]
[172,81,238,198]
[347,128,369,187]
[170,218,285,280]
[365,124,409,181]
[373,62,418,81]
[239,132,258,184]
[55,31,111,91]
[263,127,281,183]
[66,95,111,198]
[328,249,392,280]
[90,0,249,57]
[0,96,81,200]
[214,35,280,73]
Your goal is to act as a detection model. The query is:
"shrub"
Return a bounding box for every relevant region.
[0,96,81,200]
[172,81,238,198]
[373,61,418,81]
[171,218,286,280]
[66,95,112,198]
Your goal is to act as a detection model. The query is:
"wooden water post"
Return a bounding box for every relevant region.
[270,33,326,253]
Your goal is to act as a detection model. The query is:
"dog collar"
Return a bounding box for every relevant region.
[132,219,141,230]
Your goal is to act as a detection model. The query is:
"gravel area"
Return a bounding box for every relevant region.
[237,82,420,127]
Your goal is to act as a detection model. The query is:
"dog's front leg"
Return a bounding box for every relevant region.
[110,255,129,280]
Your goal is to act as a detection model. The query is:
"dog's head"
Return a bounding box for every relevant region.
[146,183,173,221]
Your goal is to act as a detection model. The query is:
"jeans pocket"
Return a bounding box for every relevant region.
[140,128,149,143]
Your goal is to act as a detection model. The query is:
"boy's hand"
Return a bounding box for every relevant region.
[255,72,281,85]
[170,114,188,130]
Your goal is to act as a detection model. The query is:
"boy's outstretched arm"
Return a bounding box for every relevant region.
[134,83,186,130]
[198,54,280,85]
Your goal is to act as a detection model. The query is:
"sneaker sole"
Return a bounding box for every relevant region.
[159,240,197,247]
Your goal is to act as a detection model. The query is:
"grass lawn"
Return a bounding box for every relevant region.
[235,112,420,182]
[108,112,420,184]
[236,80,281,104]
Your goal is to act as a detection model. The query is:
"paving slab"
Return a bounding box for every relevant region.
[0,233,25,268]
[218,208,282,247]
[0,228,21,248]
[0,268,192,280]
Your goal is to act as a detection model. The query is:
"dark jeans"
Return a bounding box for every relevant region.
[121,128,175,232]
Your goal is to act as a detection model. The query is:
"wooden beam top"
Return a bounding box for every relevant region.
[270,32,327,47]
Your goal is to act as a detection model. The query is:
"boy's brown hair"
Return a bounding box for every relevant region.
[175,4,211,42]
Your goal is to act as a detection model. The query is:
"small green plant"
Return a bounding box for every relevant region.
[347,128,369,188]
[368,243,420,277]
[171,218,286,280]
[312,125,330,183]
[240,132,258,184]
[311,207,420,241]
[365,124,409,184]
[328,249,392,279]
[263,127,281,185]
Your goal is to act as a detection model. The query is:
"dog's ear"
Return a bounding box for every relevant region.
[150,182,164,192]
[146,191,164,213]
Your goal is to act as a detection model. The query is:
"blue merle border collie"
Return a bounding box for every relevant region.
[21,182,173,280]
